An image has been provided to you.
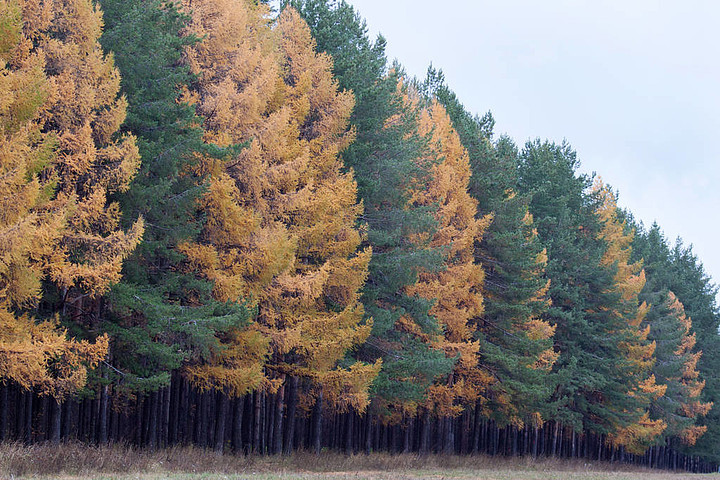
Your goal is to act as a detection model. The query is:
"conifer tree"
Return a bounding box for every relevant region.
[406,95,490,419]
[98,0,252,393]
[631,223,716,458]
[426,71,556,426]
[517,141,651,441]
[593,181,665,452]
[180,0,378,409]
[291,0,454,420]
[0,0,120,398]
[648,291,710,445]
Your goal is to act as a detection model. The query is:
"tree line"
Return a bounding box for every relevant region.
[0,0,718,472]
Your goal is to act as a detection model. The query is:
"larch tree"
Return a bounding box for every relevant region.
[517,141,653,444]
[98,0,252,399]
[0,0,134,412]
[648,291,711,446]
[33,0,144,306]
[180,0,378,413]
[631,222,715,456]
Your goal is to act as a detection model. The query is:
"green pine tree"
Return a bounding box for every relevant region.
[99,0,251,393]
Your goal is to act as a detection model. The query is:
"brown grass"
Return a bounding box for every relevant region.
[0,443,716,480]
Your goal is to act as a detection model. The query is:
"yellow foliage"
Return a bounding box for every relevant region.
[401,91,491,414]
[608,411,667,455]
[180,1,374,406]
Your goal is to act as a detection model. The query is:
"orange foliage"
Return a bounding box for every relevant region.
[0,0,116,397]
[180,1,375,408]
[403,94,491,417]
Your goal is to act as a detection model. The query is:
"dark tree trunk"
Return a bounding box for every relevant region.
[283,376,298,455]
[274,382,284,455]
[232,395,245,453]
[0,383,6,441]
[24,390,32,444]
[215,392,228,453]
[99,384,108,444]
[50,398,62,444]
[312,389,323,454]
[253,390,261,454]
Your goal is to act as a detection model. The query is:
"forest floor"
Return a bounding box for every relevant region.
[1,442,717,480]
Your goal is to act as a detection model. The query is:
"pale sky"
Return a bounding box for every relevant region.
[342,0,720,301]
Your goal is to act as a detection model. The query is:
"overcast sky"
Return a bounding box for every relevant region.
[343,0,720,301]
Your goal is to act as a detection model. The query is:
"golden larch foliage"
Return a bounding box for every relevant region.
[0,0,115,397]
[405,95,491,417]
[595,180,666,450]
[180,1,378,409]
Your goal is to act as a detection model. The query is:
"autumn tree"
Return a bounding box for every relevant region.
[0,0,148,444]
[399,91,491,451]
[631,222,716,458]
[291,0,453,425]
[97,0,252,400]
[180,0,378,415]
[425,70,556,427]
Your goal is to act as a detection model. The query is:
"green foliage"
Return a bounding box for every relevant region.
[99,0,251,392]
[291,0,451,414]
[517,140,646,434]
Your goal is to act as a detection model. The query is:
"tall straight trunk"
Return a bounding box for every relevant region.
[24,389,32,444]
[312,389,323,454]
[148,391,159,450]
[169,374,180,445]
[419,411,430,454]
[50,399,61,444]
[402,415,410,453]
[162,386,171,448]
[0,383,6,441]
[273,382,284,455]
[267,392,275,454]
[215,392,228,453]
[551,422,560,457]
[99,384,109,444]
[364,412,373,455]
[233,396,245,452]
[443,416,454,454]
[283,377,298,455]
[345,412,354,454]
[472,403,482,454]
[253,390,261,454]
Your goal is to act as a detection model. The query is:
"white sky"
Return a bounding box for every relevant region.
[343,0,720,301]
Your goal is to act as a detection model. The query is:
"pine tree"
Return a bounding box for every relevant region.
[593,181,665,453]
[517,141,650,441]
[98,0,252,394]
[405,95,490,418]
[288,0,454,420]
[631,222,716,457]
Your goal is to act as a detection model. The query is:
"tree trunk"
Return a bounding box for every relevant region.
[283,376,298,455]
[312,389,323,454]
[215,392,228,453]
[99,383,109,444]
[50,399,61,444]
[274,382,285,455]
[253,390,261,454]
[24,389,32,444]
[0,383,6,441]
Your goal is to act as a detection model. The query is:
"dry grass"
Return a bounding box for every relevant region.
[0,443,716,480]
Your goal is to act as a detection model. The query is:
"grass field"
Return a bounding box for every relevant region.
[1,443,717,480]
